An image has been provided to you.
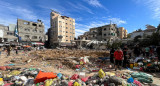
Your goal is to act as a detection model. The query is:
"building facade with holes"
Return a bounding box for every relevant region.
[78,24,119,43]
[17,19,45,44]
[49,10,75,47]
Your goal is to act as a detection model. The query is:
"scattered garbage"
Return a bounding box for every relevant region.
[0,49,159,85]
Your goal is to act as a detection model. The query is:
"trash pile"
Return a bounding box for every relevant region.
[0,66,155,86]
[129,57,160,72]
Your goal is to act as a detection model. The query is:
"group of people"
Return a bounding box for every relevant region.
[110,46,129,71]
[0,45,18,57]
[110,45,160,71]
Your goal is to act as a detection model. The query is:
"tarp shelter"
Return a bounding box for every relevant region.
[23,45,31,48]
[31,42,44,45]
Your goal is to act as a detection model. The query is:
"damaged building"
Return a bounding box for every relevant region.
[17,19,45,45]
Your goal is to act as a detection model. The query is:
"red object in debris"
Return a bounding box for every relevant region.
[5,66,11,69]
[3,83,14,86]
[76,65,81,69]
[81,77,89,82]
[0,66,6,70]
[70,74,79,80]
[140,67,143,71]
[34,71,57,83]
[92,70,99,72]
[68,81,73,86]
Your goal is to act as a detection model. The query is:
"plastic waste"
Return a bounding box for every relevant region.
[57,73,62,79]
[0,78,4,86]
[70,74,79,80]
[127,77,134,83]
[10,70,21,76]
[45,79,53,86]
[98,69,105,78]
[105,72,115,76]
[74,81,81,86]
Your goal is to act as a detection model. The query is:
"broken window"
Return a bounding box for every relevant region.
[39,25,42,27]
[32,23,37,26]
[32,36,37,39]
[25,35,30,38]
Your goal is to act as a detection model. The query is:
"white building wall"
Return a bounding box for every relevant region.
[0,29,4,38]
[131,32,144,38]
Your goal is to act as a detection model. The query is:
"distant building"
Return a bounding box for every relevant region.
[118,27,128,39]
[17,19,45,44]
[130,31,144,39]
[0,24,17,43]
[78,24,118,43]
[49,10,75,47]
[130,24,156,39]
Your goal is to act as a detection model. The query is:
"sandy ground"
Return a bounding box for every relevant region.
[0,50,160,85]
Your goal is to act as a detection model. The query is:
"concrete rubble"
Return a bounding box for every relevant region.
[0,49,159,86]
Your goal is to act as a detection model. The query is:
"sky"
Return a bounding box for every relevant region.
[0,0,160,37]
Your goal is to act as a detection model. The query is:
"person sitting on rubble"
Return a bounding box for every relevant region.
[114,47,124,71]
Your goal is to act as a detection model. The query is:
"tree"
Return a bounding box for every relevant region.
[127,34,131,38]
[157,24,160,32]
[134,35,142,43]
[138,28,142,32]
[111,41,122,49]
[150,32,160,45]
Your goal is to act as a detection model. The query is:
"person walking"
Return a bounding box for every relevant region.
[145,47,150,58]
[156,46,160,61]
[142,47,145,57]
[134,45,141,57]
[123,45,128,68]
[15,46,18,54]
[7,45,12,56]
[149,47,154,56]
[110,48,115,64]
[114,47,123,71]
[0,47,2,57]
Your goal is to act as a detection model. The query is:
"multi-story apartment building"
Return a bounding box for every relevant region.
[17,19,45,43]
[78,24,118,42]
[118,27,128,39]
[124,29,128,38]
[49,10,75,47]
[0,24,17,43]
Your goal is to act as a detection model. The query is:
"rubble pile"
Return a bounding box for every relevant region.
[0,67,155,86]
[31,49,109,59]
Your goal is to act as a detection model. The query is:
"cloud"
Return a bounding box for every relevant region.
[134,0,160,20]
[75,17,83,21]
[84,0,103,7]
[67,2,94,14]
[0,1,37,25]
[83,0,108,11]
[108,18,127,25]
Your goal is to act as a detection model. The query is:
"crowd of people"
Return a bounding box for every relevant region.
[110,45,160,71]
